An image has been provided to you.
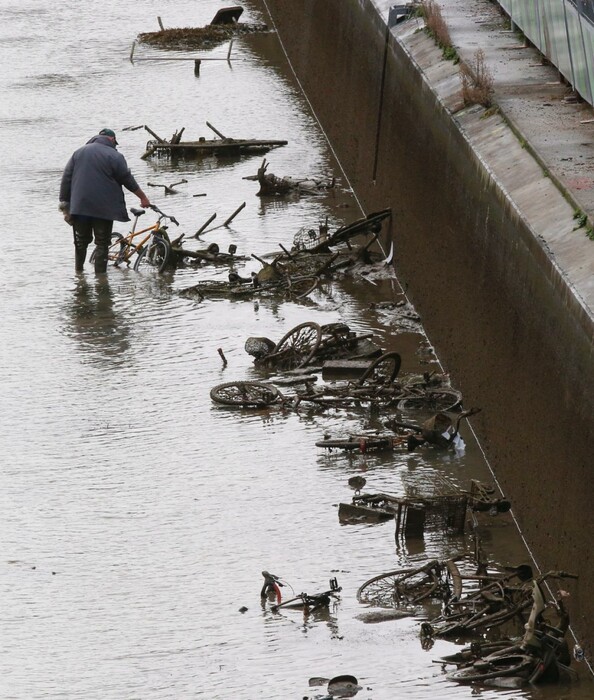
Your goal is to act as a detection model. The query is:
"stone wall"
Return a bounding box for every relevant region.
[260,0,594,640]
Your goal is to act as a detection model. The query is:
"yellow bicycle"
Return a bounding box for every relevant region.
[91,205,179,272]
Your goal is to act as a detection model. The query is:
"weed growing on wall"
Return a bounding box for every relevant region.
[573,209,594,239]
[419,1,493,108]
[460,49,494,108]
[421,0,459,63]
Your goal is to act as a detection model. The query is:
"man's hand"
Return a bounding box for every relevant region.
[133,189,151,209]
[59,201,73,225]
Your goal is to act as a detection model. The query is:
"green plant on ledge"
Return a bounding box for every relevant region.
[421,0,459,63]
[573,209,594,238]
[573,209,588,229]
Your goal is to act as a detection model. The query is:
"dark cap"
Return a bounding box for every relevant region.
[99,128,118,145]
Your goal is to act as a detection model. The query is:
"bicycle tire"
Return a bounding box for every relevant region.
[315,436,393,452]
[134,238,171,273]
[288,276,319,300]
[272,322,322,369]
[446,655,534,683]
[397,388,462,413]
[90,232,124,264]
[210,381,280,407]
[357,565,441,607]
[358,351,402,386]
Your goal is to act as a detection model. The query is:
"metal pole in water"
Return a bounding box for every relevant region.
[223,202,246,226]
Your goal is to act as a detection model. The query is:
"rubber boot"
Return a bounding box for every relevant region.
[75,247,86,272]
[93,245,108,275]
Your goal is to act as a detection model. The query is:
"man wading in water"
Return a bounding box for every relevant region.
[59,128,151,274]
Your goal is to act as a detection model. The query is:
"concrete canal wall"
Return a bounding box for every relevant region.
[260,0,594,641]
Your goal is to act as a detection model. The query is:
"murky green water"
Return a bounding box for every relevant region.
[0,1,591,697]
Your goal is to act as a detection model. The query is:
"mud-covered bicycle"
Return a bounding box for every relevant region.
[440,575,578,686]
[270,577,342,614]
[209,381,282,407]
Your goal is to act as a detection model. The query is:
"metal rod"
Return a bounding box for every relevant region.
[223,202,246,226]
[144,126,166,143]
[372,22,391,183]
[195,213,217,237]
[206,121,227,139]
[279,243,295,260]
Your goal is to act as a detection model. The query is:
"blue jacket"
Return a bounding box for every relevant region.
[59,135,139,222]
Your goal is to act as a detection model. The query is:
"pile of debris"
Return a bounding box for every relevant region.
[137,6,268,51]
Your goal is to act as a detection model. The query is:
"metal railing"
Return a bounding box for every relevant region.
[497,0,594,105]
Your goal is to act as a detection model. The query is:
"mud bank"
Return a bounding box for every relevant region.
[259,0,594,642]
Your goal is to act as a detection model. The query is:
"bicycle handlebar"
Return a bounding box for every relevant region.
[149,204,179,226]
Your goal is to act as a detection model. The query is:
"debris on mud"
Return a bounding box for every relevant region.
[260,572,342,614]
[177,208,392,300]
[370,299,423,333]
[338,478,509,531]
[327,675,361,698]
[438,577,578,687]
[251,158,335,196]
[141,123,287,160]
[394,407,481,452]
[169,240,248,268]
[245,322,383,372]
[137,7,268,51]
[355,610,411,623]
[146,179,188,195]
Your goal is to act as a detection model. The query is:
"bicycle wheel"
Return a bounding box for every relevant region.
[446,655,534,683]
[134,238,171,272]
[397,388,462,413]
[210,381,280,407]
[358,351,402,386]
[90,232,124,263]
[272,322,322,369]
[357,565,441,607]
[288,276,319,300]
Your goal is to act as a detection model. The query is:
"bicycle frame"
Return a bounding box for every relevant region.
[110,220,163,266]
[109,206,178,267]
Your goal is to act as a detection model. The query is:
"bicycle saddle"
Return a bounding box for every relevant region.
[130,207,146,217]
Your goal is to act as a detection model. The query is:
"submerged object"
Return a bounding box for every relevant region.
[141,123,287,160]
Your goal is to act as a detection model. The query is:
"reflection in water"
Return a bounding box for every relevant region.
[63,275,129,364]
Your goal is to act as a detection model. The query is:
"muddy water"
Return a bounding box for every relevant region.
[0,1,592,698]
